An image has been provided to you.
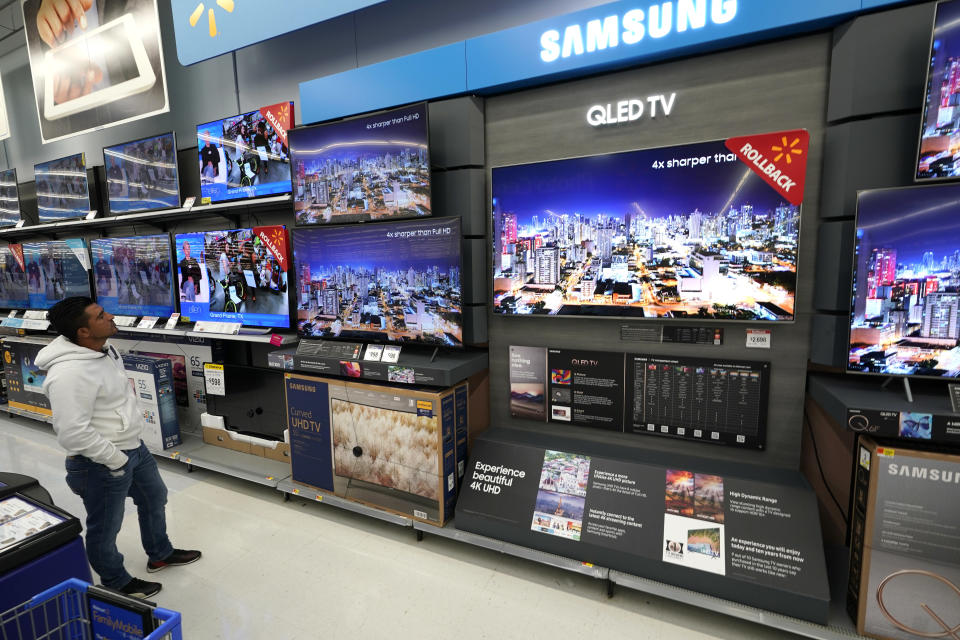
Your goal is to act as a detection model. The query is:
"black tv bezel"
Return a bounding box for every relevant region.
[34,152,92,223]
[288,100,432,227]
[21,238,93,311]
[292,215,465,348]
[102,130,181,216]
[0,167,22,229]
[847,182,960,382]
[489,137,804,325]
[89,233,178,320]
[195,102,295,206]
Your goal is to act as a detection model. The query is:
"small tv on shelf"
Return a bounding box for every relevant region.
[917,0,960,181]
[34,153,91,222]
[0,169,21,228]
[103,132,180,214]
[91,234,176,318]
[23,240,92,309]
[0,244,29,309]
[293,217,462,347]
[196,102,294,204]
[289,102,431,225]
[174,226,290,328]
[491,138,801,321]
[848,183,960,379]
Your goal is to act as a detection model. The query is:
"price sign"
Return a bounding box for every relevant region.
[138,316,159,329]
[164,313,181,330]
[203,363,226,396]
[745,329,772,349]
[194,321,241,335]
[113,316,138,327]
[23,310,48,320]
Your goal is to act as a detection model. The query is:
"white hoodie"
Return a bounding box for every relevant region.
[36,335,143,470]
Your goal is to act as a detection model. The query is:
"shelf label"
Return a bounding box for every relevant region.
[138,316,159,329]
[21,319,50,330]
[85,210,98,220]
[7,310,17,318]
[183,196,196,209]
[23,310,48,320]
[1,317,23,328]
[113,316,138,327]
[745,329,771,349]
[381,345,402,363]
[194,321,241,335]
[270,334,285,346]
[165,313,181,330]
[203,363,226,396]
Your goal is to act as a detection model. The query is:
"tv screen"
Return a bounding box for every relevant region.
[196,102,294,204]
[0,169,21,228]
[174,226,290,328]
[103,132,180,214]
[917,0,960,181]
[293,217,462,346]
[849,184,960,378]
[0,244,28,309]
[289,102,431,225]
[491,138,800,321]
[91,235,176,318]
[205,365,287,441]
[34,153,91,222]
[23,240,92,309]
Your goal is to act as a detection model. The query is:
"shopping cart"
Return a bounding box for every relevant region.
[0,578,182,639]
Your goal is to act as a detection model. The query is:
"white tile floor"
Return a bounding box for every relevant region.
[0,415,809,640]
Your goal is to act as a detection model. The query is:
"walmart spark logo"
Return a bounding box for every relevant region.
[771,136,803,165]
[189,0,235,38]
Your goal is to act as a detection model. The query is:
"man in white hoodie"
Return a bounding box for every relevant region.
[37,297,201,599]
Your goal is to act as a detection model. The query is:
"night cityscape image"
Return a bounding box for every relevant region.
[291,104,431,225]
[492,139,801,320]
[917,0,960,179]
[849,185,960,378]
[294,218,462,346]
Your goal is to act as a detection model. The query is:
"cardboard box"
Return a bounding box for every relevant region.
[201,415,290,463]
[285,373,458,526]
[201,424,252,454]
[122,354,181,452]
[2,337,54,419]
[847,436,960,639]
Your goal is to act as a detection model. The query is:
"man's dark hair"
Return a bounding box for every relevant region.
[48,296,94,342]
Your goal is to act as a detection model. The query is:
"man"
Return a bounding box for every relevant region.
[36,297,201,599]
[199,132,221,181]
[178,241,202,298]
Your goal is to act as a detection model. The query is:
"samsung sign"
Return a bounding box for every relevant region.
[540,0,738,63]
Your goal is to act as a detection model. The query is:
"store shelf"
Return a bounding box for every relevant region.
[416,520,608,580]
[175,435,290,487]
[186,331,298,344]
[0,403,53,424]
[118,326,189,338]
[276,478,413,527]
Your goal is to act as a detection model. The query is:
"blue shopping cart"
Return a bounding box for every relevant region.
[0,578,182,640]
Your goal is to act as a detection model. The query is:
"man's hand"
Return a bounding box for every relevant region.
[36,0,93,49]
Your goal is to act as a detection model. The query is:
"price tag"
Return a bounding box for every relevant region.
[138,316,159,329]
[364,344,384,362]
[182,196,196,209]
[194,321,241,335]
[24,310,48,320]
[14,220,24,228]
[113,316,138,327]
[164,313,181,330]
[745,329,771,349]
[203,363,226,396]
[381,345,402,363]
[7,310,17,318]
[21,319,50,330]
[85,210,98,220]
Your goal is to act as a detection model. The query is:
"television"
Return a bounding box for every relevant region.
[293,217,463,346]
[917,0,960,181]
[103,132,180,214]
[174,226,290,328]
[491,138,801,321]
[848,184,960,379]
[289,102,431,225]
[34,153,91,222]
[196,102,294,204]
[23,240,92,309]
[90,235,176,318]
[0,244,28,309]
[0,169,21,228]
[204,365,287,441]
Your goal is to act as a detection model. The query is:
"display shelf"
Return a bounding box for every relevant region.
[276,479,414,527]
[186,330,298,344]
[809,374,955,422]
[0,404,53,424]
[416,520,609,580]
[175,435,290,487]
[118,326,189,338]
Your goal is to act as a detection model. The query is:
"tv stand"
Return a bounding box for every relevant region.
[880,376,913,403]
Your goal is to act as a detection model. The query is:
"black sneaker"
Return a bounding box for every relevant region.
[119,577,162,599]
[147,549,202,573]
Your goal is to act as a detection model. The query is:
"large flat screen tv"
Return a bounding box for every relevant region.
[289,102,431,225]
[0,244,28,309]
[294,217,462,346]
[34,153,91,223]
[848,184,960,378]
[196,102,294,204]
[91,235,176,318]
[917,0,960,181]
[174,226,290,328]
[23,240,92,309]
[0,169,21,228]
[103,132,180,214]
[492,138,801,321]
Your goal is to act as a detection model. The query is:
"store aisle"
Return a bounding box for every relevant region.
[0,416,806,640]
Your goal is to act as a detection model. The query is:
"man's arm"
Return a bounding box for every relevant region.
[45,368,128,470]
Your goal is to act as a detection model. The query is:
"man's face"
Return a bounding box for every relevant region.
[182,243,191,259]
[80,304,117,340]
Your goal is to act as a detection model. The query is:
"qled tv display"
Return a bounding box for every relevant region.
[104,132,180,214]
[848,184,960,378]
[196,102,294,204]
[0,244,28,309]
[290,103,431,225]
[294,217,462,346]
[34,153,90,222]
[492,139,801,321]
[917,0,960,180]
[91,235,176,318]
[0,169,21,228]
[23,240,92,309]
[174,226,290,328]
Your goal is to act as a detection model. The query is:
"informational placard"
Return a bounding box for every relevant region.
[192,321,241,335]
[0,496,66,551]
[113,316,137,327]
[164,313,180,330]
[297,340,363,360]
[137,316,159,329]
[845,407,960,445]
[950,384,960,415]
[546,348,624,430]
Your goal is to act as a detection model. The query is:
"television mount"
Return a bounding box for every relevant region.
[881,376,913,403]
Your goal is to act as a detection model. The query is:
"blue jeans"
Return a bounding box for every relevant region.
[64,442,174,588]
